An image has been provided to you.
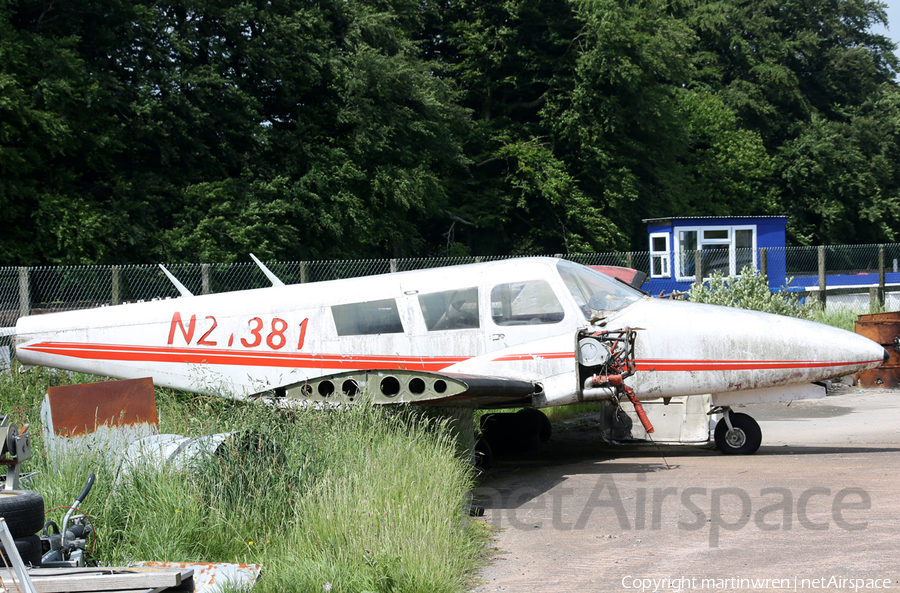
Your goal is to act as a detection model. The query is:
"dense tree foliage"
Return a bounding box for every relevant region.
[0,0,897,264]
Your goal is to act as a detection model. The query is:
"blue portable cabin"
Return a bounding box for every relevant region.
[641,216,788,295]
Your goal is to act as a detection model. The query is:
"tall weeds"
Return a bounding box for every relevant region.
[0,368,487,593]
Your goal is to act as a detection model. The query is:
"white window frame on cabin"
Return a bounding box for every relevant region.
[649,233,671,278]
[674,225,758,282]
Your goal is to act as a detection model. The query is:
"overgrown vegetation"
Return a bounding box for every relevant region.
[804,307,871,332]
[686,267,812,318]
[686,267,892,331]
[0,367,487,593]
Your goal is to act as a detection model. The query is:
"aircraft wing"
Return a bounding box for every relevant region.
[277,369,538,409]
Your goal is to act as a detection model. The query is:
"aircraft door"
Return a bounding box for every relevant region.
[401,284,486,360]
[486,279,567,351]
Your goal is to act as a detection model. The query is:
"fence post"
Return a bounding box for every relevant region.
[625,252,633,269]
[390,259,398,273]
[201,264,210,295]
[17,267,29,317]
[695,248,703,283]
[111,266,121,305]
[759,248,768,280]
[878,244,886,309]
[817,245,827,308]
[869,288,881,313]
[299,261,308,284]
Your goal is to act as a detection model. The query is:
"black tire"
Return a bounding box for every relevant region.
[714,413,762,455]
[481,412,542,457]
[517,408,552,443]
[473,435,493,470]
[0,534,42,567]
[478,413,496,432]
[0,490,44,538]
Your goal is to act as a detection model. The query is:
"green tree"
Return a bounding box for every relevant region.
[164,1,470,262]
[432,0,600,255]
[546,0,698,248]
[673,87,778,217]
[1,0,470,264]
[4,0,899,265]
[781,84,900,245]
[687,0,897,144]
[684,0,898,246]
[0,0,127,264]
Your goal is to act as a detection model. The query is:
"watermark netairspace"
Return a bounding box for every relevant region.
[620,576,892,592]
[476,474,873,547]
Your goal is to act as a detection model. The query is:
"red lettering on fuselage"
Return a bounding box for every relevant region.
[168,312,197,345]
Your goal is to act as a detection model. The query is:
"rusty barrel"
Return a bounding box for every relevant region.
[855,311,900,388]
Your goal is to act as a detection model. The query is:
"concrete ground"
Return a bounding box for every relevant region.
[470,386,900,593]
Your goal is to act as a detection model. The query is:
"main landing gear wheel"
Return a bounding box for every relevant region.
[516,408,552,443]
[480,411,542,456]
[473,435,493,471]
[714,411,762,455]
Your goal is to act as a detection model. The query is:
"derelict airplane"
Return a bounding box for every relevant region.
[13,257,888,454]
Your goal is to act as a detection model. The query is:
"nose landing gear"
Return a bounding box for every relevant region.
[712,408,762,455]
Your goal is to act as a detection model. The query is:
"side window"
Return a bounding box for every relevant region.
[677,229,698,278]
[331,299,404,336]
[491,280,564,326]
[418,287,479,331]
[735,227,755,272]
[649,233,670,278]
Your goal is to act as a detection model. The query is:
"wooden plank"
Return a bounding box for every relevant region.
[90,588,167,593]
[0,566,193,593]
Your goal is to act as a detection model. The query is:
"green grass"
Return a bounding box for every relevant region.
[805,306,889,332]
[0,367,488,593]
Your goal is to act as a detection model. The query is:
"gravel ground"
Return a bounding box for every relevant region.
[470,386,900,593]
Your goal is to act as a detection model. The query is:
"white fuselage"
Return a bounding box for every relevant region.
[14,258,886,407]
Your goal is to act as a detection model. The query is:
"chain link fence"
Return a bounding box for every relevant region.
[779,244,900,312]
[1,245,897,333]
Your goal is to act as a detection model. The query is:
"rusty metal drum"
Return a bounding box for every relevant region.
[855,312,900,388]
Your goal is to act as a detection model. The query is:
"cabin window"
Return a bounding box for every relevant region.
[331,299,404,336]
[557,260,642,320]
[490,280,564,325]
[418,287,480,331]
[649,233,670,278]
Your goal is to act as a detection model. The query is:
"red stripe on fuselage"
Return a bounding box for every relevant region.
[20,342,881,373]
[21,342,465,372]
[635,359,883,371]
[491,352,574,362]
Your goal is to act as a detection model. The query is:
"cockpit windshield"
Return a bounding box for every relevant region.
[556,260,643,320]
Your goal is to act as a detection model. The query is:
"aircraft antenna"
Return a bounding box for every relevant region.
[158,264,194,297]
[250,253,285,287]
